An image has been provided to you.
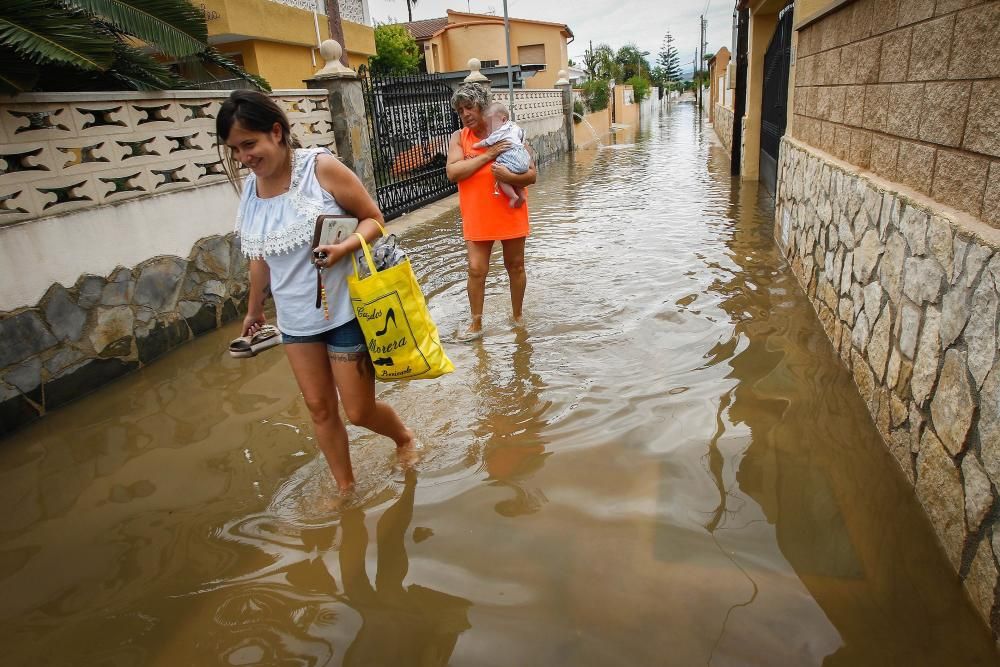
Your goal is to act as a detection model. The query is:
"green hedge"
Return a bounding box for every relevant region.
[581,79,610,113]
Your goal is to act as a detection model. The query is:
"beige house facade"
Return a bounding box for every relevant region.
[707,47,732,127]
[398,10,573,90]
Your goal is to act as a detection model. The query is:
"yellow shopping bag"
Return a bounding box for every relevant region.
[348,232,454,381]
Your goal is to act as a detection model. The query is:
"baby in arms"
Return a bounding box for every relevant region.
[473,102,530,208]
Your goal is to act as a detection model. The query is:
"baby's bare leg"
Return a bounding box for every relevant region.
[512,185,525,208]
[498,181,520,207]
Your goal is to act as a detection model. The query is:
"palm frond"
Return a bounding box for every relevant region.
[106,41,186,90]
[69,0,207,58]
[195,47,271,92]
[0,0,114,70]
[0,46,40,93]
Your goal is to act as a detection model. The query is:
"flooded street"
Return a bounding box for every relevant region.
[1,102,996,665]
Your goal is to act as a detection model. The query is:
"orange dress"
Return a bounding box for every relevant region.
[458,127,530,241]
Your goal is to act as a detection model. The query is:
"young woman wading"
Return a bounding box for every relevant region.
[217,91,416,493]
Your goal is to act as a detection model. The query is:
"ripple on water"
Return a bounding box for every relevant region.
[0,102,995,666]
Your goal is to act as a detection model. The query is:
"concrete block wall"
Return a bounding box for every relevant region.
[791,0,1000,228]
[0,90,335,226]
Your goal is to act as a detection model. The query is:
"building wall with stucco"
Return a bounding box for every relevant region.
[201,0,375,88]
[421,11,571,90]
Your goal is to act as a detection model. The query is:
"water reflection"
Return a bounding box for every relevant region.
[183,471,470,666]
[338,471,471,664]
[703,155,992,664]
[472,329,551,518]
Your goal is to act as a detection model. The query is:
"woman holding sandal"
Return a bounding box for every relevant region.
[218,90,416,493]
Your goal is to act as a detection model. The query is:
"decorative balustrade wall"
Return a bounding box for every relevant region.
[511,89,568,163]
[337,0,368,25]
[0,90,335,227]
[267,0,369,24]
[0,89,336,437]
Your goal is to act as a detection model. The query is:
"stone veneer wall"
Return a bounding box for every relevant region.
[715,104,735,154]
[792,0,1000,228]
[0,234,248,437]
[775,136,1000,634]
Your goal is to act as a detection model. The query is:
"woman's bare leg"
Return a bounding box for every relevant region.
[332,352,416,462]
[284,342,355,490]
[465,240,494,335]
[501,237,527,323]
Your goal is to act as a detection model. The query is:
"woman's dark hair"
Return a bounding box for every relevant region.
[215,90,301,189]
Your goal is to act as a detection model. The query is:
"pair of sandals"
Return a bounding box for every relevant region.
[229,324,281,358]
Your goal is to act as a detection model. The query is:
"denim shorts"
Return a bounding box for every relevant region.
[281,318,367,355]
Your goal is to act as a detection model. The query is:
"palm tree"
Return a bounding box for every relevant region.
[0,0,268,94]
[396,0,418,23]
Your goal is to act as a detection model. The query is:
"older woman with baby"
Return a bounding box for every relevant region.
[446,82,537,342]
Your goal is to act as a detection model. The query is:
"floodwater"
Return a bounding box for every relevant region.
[1,102,996,666]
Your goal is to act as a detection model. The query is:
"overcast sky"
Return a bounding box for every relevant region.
[367,0,736,77]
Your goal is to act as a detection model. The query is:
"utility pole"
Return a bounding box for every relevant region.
[698,14,705,114]
[701,15,708,115]
[694,49,698,108]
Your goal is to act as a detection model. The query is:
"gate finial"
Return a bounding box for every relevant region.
[315,39,356,79]
[464,58,490,84]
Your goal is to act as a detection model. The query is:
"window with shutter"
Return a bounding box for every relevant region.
[517,44,546,70]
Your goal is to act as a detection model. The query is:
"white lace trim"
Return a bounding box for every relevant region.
[237,148,330,259]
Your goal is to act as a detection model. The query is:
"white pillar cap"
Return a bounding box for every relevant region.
[314,39,356,78]
[464,58,490,83]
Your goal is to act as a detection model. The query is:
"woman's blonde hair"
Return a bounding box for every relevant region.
[215,90,302,191]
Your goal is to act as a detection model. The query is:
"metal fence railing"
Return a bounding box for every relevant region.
[358,65,460,220]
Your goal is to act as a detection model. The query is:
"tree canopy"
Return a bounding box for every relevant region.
[614,44,650,83]
[369,23,421,75]
[0,0,267,94]
[583,43,617,81]
[657,31,682,89]
[583,42,653,84]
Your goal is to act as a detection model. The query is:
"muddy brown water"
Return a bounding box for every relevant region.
[1,103,996,666]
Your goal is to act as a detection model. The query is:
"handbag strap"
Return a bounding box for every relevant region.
[315,267,322,308]
[348,220,386,280]
[351,232,379,279]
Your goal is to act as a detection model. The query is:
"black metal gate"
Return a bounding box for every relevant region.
[358,66,460,220]
[759,5,794,195]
